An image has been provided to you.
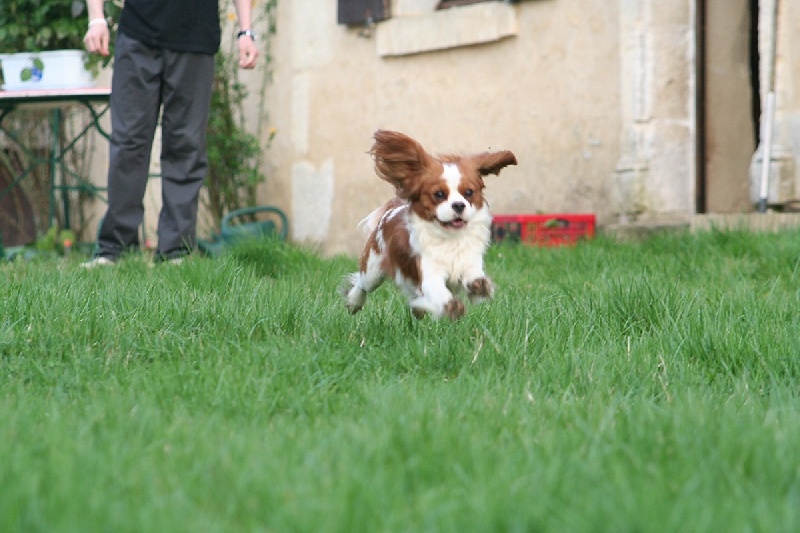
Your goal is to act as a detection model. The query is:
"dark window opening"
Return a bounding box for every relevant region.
[338,0,391,26]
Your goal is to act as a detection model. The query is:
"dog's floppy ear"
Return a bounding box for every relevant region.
[472,151,518,176]
[371,130,437,197]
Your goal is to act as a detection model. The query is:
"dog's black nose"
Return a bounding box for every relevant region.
[452,202,465,214]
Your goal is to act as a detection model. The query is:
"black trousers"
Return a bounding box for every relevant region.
[96,32,215,260]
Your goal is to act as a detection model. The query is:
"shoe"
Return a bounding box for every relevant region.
[149,256,185,267]
[79,256,116,268]
[152,248,192,265]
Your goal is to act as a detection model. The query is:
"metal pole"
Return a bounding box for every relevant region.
[49,108,60,227]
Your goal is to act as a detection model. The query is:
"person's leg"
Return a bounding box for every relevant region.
[94,33,163,260]
[154,50,215,261]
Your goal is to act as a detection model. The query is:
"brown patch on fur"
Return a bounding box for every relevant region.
[358,230,378,273]
[371,130,440,200]
[361,197,422,286]
[467,277,492,298]
[407,180,444,223]
[379,205,421,286]
[444,299,466,320]
[469,151,518,176]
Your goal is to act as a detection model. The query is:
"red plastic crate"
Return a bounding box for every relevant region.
[492,213,596,247]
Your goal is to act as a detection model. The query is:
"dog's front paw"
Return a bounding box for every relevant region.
[443,299,466,320]
[411,307,427,320]
[466,277,494,303]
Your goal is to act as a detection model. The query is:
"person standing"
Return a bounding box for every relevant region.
[81,0,259,266]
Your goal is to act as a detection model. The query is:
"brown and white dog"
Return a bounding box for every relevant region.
[342,130,517,320]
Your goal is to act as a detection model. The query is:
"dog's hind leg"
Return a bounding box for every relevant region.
[341,252,385,314]
[341,273,366,314]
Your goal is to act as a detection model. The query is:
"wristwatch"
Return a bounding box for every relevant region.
[237,30,257,41]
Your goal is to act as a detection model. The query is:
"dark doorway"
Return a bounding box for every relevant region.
[696,0,759,213]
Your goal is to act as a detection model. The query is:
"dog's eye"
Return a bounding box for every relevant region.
[433,190,446,200]
[464,189,474,198]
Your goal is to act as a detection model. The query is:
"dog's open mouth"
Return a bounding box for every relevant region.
[441,218,466,229]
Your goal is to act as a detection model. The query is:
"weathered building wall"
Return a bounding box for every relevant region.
[612,0,696,223]
[263,0,627,256]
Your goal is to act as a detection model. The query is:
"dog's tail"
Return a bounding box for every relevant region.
[357,206,386,235]
[358,198,408,235]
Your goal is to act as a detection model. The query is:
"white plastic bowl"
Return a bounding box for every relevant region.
[0,50,94,91]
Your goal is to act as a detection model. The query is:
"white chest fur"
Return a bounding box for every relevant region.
[408,207,491,283]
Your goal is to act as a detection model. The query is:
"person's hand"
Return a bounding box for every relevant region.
[84,22,110,56]
[238,36,258,69]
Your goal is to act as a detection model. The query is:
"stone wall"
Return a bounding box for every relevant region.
[265,0,628,256]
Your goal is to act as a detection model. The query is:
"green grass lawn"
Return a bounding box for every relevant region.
[2,229,800,532]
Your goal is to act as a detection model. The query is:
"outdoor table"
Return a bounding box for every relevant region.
[0,87,111,230]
